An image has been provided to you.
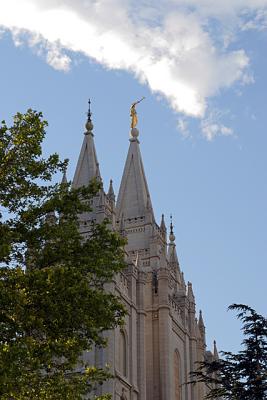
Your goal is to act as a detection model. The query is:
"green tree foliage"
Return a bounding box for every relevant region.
[0,110,126,399]
[190,304,267,400]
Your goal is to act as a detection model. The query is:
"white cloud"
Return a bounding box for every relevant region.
[177,118,190,138]
[0,0,266,137]
[45,44,71,72]
[9,29,71,71]
[0,27,5,39]
[201,122,234,141]
[201,111,234,141]
[241,9,267,31]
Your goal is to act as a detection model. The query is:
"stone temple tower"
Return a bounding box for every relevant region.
[72,103,216,400]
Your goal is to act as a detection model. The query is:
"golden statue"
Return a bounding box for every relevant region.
[130,97,145,129]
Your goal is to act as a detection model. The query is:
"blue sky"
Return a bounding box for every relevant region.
[0,0,267,354]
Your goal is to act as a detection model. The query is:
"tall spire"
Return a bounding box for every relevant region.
[168,216,179,266]
[61,167,68,185]
[169,215,175,242]
[168,216,183,288]
[107,179,115,202]
[213,340,219,360]
[160,214,167,233]
[72,100,102,188]
[116,124,154,220]
[198,310,205,337]
[187,281,195,303]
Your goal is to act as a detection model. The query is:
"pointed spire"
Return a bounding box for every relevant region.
[116,127,154,220]
[197,310,206,345]
[198,310,205,332]
[61,167,68,185]
[168,240,179,265]
[213,340,219,360]
[187,281,195,303]
[160,214,167,233]
[168,216,179,265]
[107,179,115,202]
[72,100,102,188]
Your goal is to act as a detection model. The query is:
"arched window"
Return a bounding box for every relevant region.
[174,350,181,400]
[119,330,127,377]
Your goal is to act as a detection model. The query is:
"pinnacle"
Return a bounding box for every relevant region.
[61,168,68,185]
[187,281,195,302]
[72,122,102,188]
[213,340,219,359]
[198,310,205,329]
[160,214,167,232]
[107,179,115,201]
[169,215,176,243]
[117,133,154,220]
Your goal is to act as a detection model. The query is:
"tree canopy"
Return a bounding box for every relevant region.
[191,303,267,400]
[0,110,126,399]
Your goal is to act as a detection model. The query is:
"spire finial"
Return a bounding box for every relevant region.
[85,98,94,133]
[130,96,145,140]
[130,97,145,129]
[169,214,175,242]
[88,98,92,121]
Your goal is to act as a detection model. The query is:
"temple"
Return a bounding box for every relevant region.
[71,103,217,400]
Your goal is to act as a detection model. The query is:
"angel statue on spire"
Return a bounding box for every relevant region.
[130,97,145,129]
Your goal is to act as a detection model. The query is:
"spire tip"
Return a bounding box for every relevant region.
[107,178,115,201]
[85,98,94,133]
[160,213,166,232]
[169,214,175,242]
